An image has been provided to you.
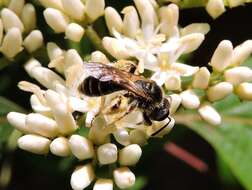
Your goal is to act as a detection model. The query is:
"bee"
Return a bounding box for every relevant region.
[78,62,172,134]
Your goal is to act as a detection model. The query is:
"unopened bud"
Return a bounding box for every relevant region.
[47,42,64,60]
[113,128,130,146]
[207,82,233,102]
[102,37,130,59]
[119,144,142,166]
[169,94,182,114]
[180,90,200,109]
[23,30,43,53]
[206,0,225,19]
[21,4,37,32]
[122,6,140,38]
[236,82,252,100]
[91,51,109,64]
[43,8,69,33]
[105,7,123,34]
[231,40,252,66]
[227,0,244,7]
[192,67,210,89]
[97,143,118,165]
[164,74,181,91]
[224,66,252,85]
[180,23,210,36]
[30,94,52,116]
[0,27,23,59]
[61,0,85,21]
[18,134,50,154]
[209,40,233,72]
[159,4,178,37]
[198,104,221,125]
[8,0,24,16]
[38,0,63,11]
[93,179,113,190]
[69,134,94,160]
[50,137,71,157]
[113,167,135,189]
[179,33,205,54]
[71,164,95,190]
[24,58,41,75]
[65,23,84,42]
[1,8,24,32]
[86,0,105,22]
[26,113,59,138]
[7,112,29,133]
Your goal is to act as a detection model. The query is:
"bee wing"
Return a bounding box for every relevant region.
[84,62,150,100]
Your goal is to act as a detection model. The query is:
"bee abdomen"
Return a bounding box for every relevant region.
[79,76,123,96]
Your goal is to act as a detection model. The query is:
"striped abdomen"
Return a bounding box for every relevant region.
[79,76,123,96]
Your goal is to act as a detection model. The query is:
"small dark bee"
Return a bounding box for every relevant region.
[78,62,172,135]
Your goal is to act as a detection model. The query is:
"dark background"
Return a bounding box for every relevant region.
[1,1,252,189]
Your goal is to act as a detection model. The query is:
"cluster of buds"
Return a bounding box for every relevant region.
[162,0,249,19]
[39,0,105,42]
[7,43,174,190]
[0,0,43,59]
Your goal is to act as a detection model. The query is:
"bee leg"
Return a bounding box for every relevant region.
[151,116,172,137]
[143,113,152,126]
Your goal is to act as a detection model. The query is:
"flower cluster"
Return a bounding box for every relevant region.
[5,0,252,190]
[0,0,43,59]
[39,0,105,42]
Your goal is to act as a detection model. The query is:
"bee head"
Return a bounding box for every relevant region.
[142,81,163,102]
[148,98,170,121]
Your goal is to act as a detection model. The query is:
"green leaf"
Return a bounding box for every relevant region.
[174,94,252,190]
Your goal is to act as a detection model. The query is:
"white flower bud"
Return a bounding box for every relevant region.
[18,134,50,155]
[86,0,105,22]
[91,51,109,64]
[50,137,71,157]
[180,90,200,109]
[179,33,205,54]
[8,0,24,16]
[38,0,63,11]
[119,144,142,166]
[71,164,95,190]
[122,6,140,38]
[0,27,23,59]
[45,90,78,134]
[0,19,3,45]
[97,143,118,165]
[134,0,158,31]
[25,113,59,138]
[180,23,210,36]
[64,49,83,69]
[1,8,24,32]
[21,4,37,33]
[30,94,52,116]
[28,66,65,90]
[169,94,182,114]
[47,42,64,61]
[93,179,113,190]
[23,30,43,53]
[105,7,123,34]
[206,0,225,19]
[24,58,41,74]
[88,117,111,145]
[113,167,135,189]
[65,23,85,42]
[69,134,94,160]
[198,104,221,125]
[164,74,181,91]
[102,37,130,59]
[227,0,244,7]
[159,4,179,37]
[61,0,85,21]
[224,66,252,85]
[210,40,233,72]
[7,112,29,133]
[113,128,130,146]
[171,62,199,76]
[129,129,147,146]
[236,82,252,100]
[231,40,252,66]
[207,82,233,102]
[43,8,69,33]
[192,67,210,89]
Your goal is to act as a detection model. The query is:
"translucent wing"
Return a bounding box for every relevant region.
[84,62,151,100]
